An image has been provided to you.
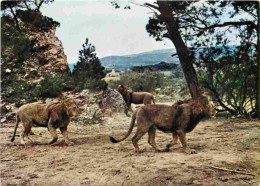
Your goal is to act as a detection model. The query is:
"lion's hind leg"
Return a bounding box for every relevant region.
[132,123,149,153]
[20,121,33,145]
[148,126,161,152]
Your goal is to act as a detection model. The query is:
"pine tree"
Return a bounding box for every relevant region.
[72,38,105,79]
[72,38,107,90]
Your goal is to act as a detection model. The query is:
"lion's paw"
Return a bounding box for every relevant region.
[182,149,197,154]
[66,141,74,146]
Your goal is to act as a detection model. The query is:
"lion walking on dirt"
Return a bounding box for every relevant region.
[110,96,215,153]
[11,99,79,146]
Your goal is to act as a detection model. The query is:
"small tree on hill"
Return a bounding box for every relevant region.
[72,38,107,90]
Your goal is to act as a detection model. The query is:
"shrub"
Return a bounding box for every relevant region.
[84,78,108,91]
[37,74,75,98]
[108,72,165,92]
[1,74,38,107]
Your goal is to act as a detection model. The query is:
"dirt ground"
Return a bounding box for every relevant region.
[1,112,260,185]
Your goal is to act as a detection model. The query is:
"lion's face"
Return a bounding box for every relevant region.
[117,85,129,95]
[64,99,80,117]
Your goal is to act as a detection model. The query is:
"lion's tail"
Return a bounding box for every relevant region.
[11,113,20,142]
[109,110,137,143]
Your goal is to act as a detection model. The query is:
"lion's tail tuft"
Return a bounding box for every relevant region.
[11,136,15,142]
[109,110,137,143]
[109,136,119,143]
[11,113,20,142]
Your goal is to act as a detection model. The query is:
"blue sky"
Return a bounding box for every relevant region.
[41,0,173,64]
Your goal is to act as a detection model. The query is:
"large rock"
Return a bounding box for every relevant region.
[71,89,127,125]
[25,27,69,82]
[101,88,127,114]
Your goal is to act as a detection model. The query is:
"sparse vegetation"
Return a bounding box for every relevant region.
[1,74,38,107]
[107,71,187,102]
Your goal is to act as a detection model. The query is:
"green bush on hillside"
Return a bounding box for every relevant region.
[108,72,166,92]
[2,74,38,107]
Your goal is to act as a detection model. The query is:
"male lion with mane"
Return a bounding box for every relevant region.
[117,85,155,115]
[11,99,79,146]
[110,96,215,153]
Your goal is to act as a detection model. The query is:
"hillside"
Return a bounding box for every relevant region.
[69,49,179,71]
[130,62,179,72]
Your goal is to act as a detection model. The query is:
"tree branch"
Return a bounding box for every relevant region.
[9,6,21,32]
[197,21,257,36]
[144,3,159,10]
[36,0,45,11]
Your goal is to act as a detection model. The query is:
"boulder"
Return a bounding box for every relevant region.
[101,88,127,114]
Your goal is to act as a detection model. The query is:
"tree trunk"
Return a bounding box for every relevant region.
[256,1,260,119]
[157,1,202,99]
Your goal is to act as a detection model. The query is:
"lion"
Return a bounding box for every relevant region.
[116,85,155,115]
[110,96,215,153]
[11,99,79,146]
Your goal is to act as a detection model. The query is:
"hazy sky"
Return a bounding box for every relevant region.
[41,0,173,64]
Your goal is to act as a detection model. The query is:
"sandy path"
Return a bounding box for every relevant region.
[1,117,260,185]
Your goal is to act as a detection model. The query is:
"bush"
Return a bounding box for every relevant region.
[84,78,108,91]
[37,74,72,98]
[108,72,165,92]
[1,74,38,107]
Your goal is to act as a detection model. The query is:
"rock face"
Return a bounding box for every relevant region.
[24,27,69,82]
[63,89,127,125]
[101,89,127,114]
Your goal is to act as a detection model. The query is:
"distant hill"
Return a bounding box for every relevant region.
[69,46,238,71]
[130,61,179,73]
[69,48,179,71]
[100,49,179,71]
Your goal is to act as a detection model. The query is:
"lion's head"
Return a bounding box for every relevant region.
[117,85,130,96]
[174,95,216,118]
[63,99,80,117]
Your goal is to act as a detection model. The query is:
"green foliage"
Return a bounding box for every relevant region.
[197,46,256,116]
[1,74,38,107]
[1,17,32,67]
[16,10,60,32]
[84,78,108,91]
[72,38,107,91]
[72,38,106,80]
[108,72,166,92]
[37,75,68,98]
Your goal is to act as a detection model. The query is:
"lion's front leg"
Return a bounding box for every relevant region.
[60,127,74,146]
[176,130,196,154]
[47,119,58,145]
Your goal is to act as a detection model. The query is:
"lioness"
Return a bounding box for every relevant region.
[11,99,79,146]
[110,96,214,153]
[117,85,155,115]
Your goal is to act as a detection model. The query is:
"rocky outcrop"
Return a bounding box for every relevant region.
[63,89,127,125]
[101,89,127,114]
[24,27,69,82]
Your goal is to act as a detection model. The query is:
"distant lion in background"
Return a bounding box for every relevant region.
[117,85,155,115]
[11,99,79,146]
[110,95,215,154]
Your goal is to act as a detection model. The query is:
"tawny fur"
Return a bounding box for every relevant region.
[11,99,79,146]
[117,85,155,115]
[110,96,215,153]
